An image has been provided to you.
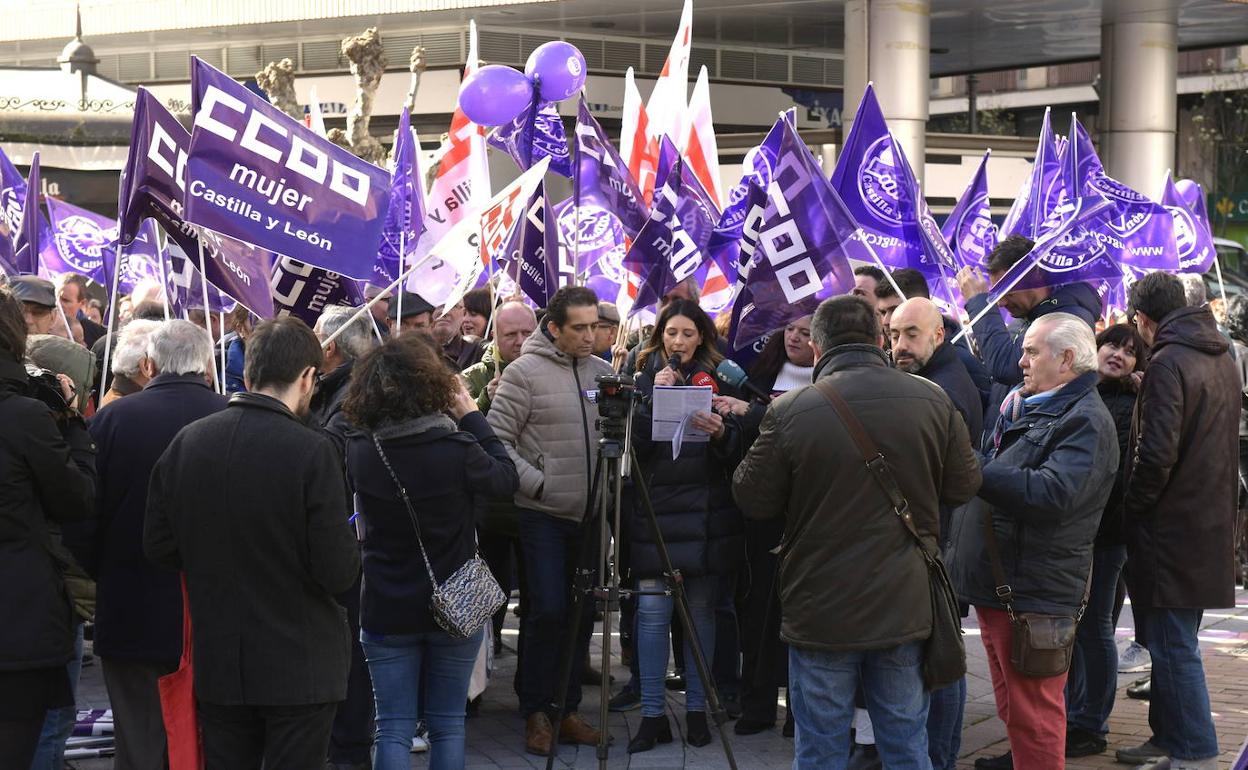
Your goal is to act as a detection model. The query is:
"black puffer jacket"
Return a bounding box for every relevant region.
[1095,378,1137,548]
[630,356,745,579]
[0,358,96,671]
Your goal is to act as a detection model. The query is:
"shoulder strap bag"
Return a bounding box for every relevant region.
[372,434,506,639]
[812,378,966,690]
[980,509,1091,678]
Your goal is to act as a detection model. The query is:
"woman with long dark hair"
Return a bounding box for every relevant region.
[0,288,96,765]
[1065,323,1146,757]
[626,299,745,753]
[342,335,517,770]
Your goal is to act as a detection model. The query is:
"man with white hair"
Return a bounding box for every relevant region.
[99,319,161,408]
[84,319,227,769]
[311,305,378,428]
[946,312,1119,770]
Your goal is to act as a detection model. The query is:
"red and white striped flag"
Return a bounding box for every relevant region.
[620,67,660,205]
[645,0,694,147]
[683,65,723,209]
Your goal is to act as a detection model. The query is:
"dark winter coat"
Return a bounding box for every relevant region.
[1124,307,1240,610]
[942,315,991,412]
[345,412,517,635]
[947,371,1118,615]
[144,392,360,706]
[0,358,96,671]
[85,374,226,664]
[965,281,1101,429]
[309,359,353,428]
[733,345,981,652]
[1094,378,1137,548]
[630,356,746,579]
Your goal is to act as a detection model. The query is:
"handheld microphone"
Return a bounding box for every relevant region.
[690,371,719,394]
[715,359,772,403]
[666,354,685,384]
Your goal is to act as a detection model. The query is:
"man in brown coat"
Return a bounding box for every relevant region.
[1115,272,1239,770]
[732,296,981,769]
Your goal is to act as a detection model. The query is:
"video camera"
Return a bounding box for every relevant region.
[593,372,637,440]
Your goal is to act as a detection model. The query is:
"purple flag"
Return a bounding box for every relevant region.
[892,142,963,315]
[103,219,166,298]
[497,181,562,308]
[708,112,790,285]
[941,151,997,270]
[13,153,42,275]
[1083,173,1177,271]
[164,242,232,316]
[186,58,389,280]
[45,198,117,282]
[655,136,720,254]
[1161,177,1217,274]
[269,256,366,326]
[553,197,630,311]
[1001,107,1064,240]
[118,88,276,316]
[490,99,573,178]
[375,107,425,286]
[574,98,649,242]
[829,84,925,270]
[729,121,856,350]
[623,158,703,315]
[989,195,1122,298]
[1062,114,1103,200]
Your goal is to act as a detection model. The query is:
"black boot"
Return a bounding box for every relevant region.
[686,711,712,747]
[627,715,673,754]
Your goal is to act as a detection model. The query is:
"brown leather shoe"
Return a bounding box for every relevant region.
[525,712,553,756]
[558,712,604,746]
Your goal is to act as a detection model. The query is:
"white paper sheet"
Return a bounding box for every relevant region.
[652,385,713,458]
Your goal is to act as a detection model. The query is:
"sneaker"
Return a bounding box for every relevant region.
[1119,641,1152,673]
[410,723,429,753]
[1127,675,1152,701]
[607,688,641,712]
[1065,726,1107,757]
[1115,739,1168,764]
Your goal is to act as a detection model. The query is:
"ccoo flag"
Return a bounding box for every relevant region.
[574,97,650,241]
[1061,114,1103,200]
[1160,175,1217,274]
[496,181,563,308]
[489,98,573,178]
[13,153,43,275]
[624,155,702,315]
[269,256,366,326]
[941,151,997,270]
[375,106,425,285]
[185,58,390,281]
[1001,107,1064,240]
[729,121,856,351]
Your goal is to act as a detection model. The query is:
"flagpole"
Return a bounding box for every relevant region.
[366,306,386,343]
[195,240,222,394]
[1214,253,1229,309]
[100,241,125,396]
[396,230,406,330]
[950,252,1048,346]
[156,247,171,321]
[321,250,441,350]
[218,311,228,393]
[56,301,75,343]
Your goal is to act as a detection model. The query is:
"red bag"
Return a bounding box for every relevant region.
[158,574,204,770]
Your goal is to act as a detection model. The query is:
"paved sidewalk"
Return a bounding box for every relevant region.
[69,590,1248,769]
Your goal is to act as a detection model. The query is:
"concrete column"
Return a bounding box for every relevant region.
[1100,1,1177,193]
[842,0,931,187]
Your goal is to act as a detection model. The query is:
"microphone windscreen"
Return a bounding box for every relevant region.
[715,358,749,388]
[691,371,719,394]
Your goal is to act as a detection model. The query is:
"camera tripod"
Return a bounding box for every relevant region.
[544,376,738,770]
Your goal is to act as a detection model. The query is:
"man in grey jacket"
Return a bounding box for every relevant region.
[486,286,613,756]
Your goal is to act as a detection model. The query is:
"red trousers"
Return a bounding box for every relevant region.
[976,606,1069,770]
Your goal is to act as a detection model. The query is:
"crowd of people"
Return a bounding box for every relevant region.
[0,231,1244,770]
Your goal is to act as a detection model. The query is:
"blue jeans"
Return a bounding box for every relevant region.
[29,622,83,770]
[360,628,483,770]
[636,575,716,717]
[925,677,965,770]
[1066,544,1127,735]
[1145,608,1219,760]
[789,642,931,770]
[517,508,595,718]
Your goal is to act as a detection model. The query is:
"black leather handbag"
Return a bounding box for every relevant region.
[813,379,967,690]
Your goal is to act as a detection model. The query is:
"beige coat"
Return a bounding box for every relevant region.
[486,330,612,522]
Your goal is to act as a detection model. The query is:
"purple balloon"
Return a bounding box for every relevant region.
[459,65,534,126]
[525,41,587,102]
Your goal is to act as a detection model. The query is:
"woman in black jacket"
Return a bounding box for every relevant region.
[1065,323,1145,757]
[627,299,745,753]
[0,288,95,765]
[342,335,517,770]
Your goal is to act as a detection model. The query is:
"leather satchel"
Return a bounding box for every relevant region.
[981,509,1089,678]
[373,435,506,639]
[813,379,967,690]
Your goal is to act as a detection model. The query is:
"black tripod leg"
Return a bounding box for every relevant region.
[629,448,739,770]
[544,457,607,770]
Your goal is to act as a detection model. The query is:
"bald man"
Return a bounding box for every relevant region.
[461,301,538,413]
[889,297,983,770]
